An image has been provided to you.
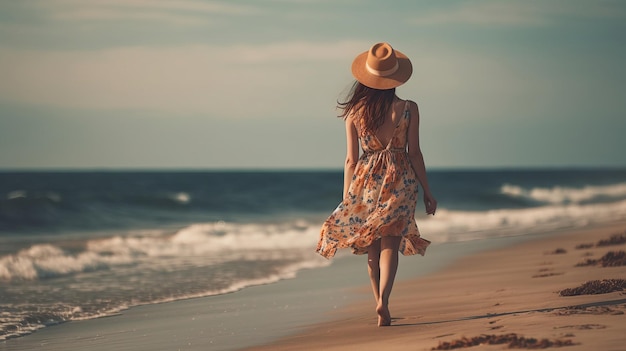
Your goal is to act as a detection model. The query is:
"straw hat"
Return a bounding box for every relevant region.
[351,42,412,90]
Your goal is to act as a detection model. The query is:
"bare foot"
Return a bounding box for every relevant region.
[376,304,391,327]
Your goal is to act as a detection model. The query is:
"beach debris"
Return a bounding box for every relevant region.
[431,333,576,350]
[549,248,567,254]
[555,304,625,316]
[596,232,626,247]
[558,279,626,296]
[575,231,626,250]
[532,267,563,278]
[575,251,626,267]
[554,324,606,330]
[532,272,563,278]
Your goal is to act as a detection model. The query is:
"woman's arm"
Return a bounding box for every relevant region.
[343,115,360,199]
[406,100,437,215]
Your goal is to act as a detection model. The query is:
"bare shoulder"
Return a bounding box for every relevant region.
[404,99,418,109]
[402,99,420,119]
[397,98,418,110]
[345,111,356,124]
[345,112,359,131]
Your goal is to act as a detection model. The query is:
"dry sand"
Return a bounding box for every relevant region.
[245,224,626,351]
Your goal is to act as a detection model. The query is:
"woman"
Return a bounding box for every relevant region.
[316,42,437,327]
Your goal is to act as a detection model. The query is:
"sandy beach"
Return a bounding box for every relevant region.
[2,222,625,351]
[246,223,626,351]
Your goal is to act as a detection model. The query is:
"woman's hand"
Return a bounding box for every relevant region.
[423,192,437,215]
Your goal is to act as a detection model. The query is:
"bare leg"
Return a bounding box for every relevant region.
[367,239,381,304]
[376,236,401,326]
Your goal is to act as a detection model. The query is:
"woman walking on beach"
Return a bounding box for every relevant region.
[317,42,437,327]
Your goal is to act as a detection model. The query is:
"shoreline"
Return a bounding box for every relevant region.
[2,222,625,350]
[2,236,506,351]
[244,222,626,351]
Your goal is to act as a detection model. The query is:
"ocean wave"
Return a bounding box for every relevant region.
[500,182,626,205]
[0,221,321,281]
[4,196,625,281]
[0,220,329,341]
[0,244,134,281]
[6,190,62,202]
[420,199,626,243]
[170,192,191,204]
[0,189,194,232]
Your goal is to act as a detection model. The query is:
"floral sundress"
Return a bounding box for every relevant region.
[316,100,430,259]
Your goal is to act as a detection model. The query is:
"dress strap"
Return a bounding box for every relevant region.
[391,100,409,130]
[404,100,410,119]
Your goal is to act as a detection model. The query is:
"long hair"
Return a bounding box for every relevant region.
[337,81,396,135]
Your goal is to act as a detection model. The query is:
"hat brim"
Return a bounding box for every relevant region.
[351,49,412,90]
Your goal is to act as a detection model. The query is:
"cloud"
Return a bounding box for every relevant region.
[49,9,211,26]
[0,41,366,118]
[412,2,546,27]
[410,0,626,27]
[0,37,561,125]
[226,41,366,63]
[30,0,260,26]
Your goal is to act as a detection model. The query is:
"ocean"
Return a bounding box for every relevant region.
[1,168,625,340]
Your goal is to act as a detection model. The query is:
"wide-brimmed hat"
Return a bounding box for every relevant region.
[351,42,412,90]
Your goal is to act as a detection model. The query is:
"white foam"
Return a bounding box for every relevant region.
[6,190,26,200]
[419,199,626,243]
[0,220,322,281]
[46,192,62,202]
[171,192,190,204]
[0,243,134,281]
[5,190,62,202]
[169,221,319,251]
[501,182,626,204]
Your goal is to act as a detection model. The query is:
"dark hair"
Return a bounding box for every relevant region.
[337,81,396,135]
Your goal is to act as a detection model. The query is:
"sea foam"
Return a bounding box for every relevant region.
[500,182,626,205]
[420,199,626,243]
[0,221,322,281]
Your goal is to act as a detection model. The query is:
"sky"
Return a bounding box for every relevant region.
[0,0,625,170]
